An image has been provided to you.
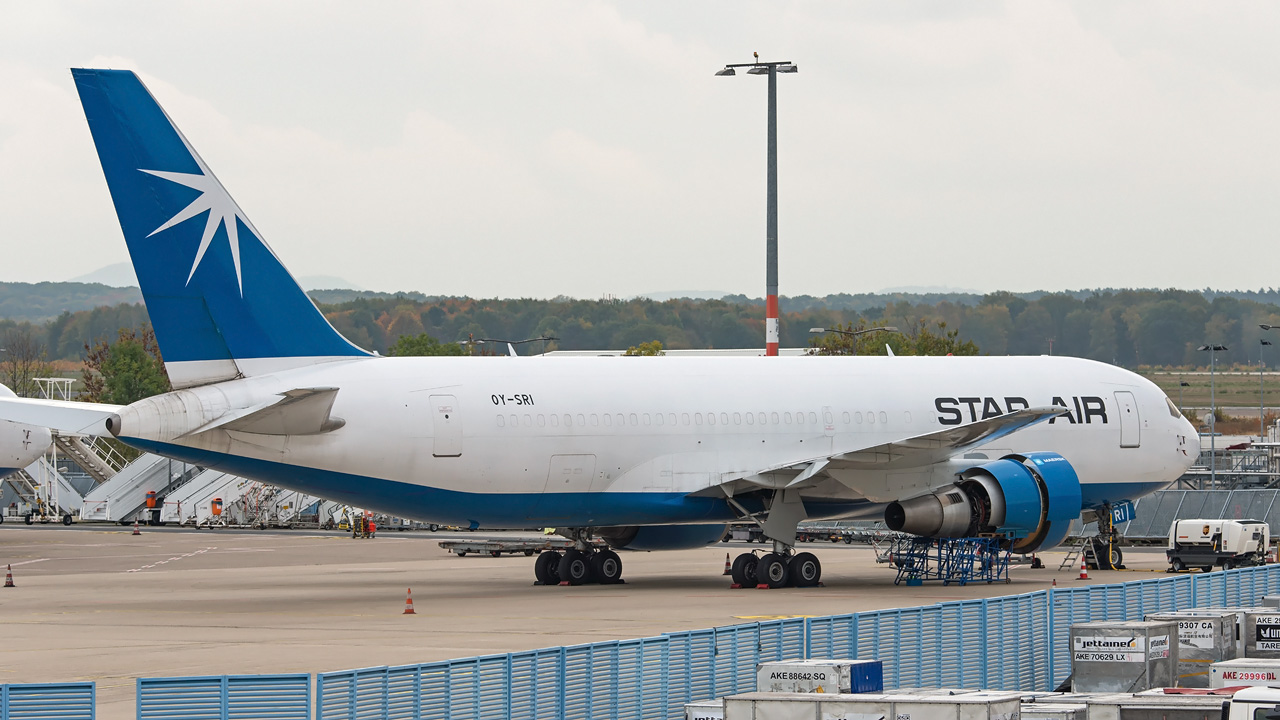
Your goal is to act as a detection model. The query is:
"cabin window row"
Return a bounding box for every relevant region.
[494,409,908,429]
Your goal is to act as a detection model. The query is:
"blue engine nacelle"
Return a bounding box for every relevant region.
[884,452,1083,553]
[598,524,730,551]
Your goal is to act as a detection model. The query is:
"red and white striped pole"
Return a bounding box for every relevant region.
[765,62,779,356]
[715,57,794,356]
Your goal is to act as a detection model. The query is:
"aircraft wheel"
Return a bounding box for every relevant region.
[731,553,759,587]
[534,550,561,585]
[757,553,790,589]
[789,552,822,587]
[591,549,623,584]
[1110,546,1123,567]
[558,549,591,586]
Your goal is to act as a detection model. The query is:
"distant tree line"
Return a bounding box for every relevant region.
[4,288,1280,369]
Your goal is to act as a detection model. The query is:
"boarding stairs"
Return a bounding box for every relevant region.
[80,453,198,523]
[161,470,258,526]
[6,457,84,517]
[52,434,125,485]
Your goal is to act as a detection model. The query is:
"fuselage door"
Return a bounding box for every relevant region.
[430,394,462,457]
[1115,391,1140,448]
[545,454,597,493]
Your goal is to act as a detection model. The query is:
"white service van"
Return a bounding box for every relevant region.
[1167,519,1270,572]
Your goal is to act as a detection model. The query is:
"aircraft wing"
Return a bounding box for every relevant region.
[719,406,1067,492]
[0,396,123,436]
[185,388,344,436]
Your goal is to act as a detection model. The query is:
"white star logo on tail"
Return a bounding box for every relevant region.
[140,156,262,296]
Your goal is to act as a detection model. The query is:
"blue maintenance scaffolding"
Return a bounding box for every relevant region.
[889,536,1011,586]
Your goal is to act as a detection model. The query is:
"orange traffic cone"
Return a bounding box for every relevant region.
[132,520,141,536]
[4,564,13,588]
[1078,556,1089,580]
[723,553,732,576]
[403,588,416,615]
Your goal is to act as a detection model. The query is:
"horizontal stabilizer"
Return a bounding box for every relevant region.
[0,396,123,437]
[187,388,344,436]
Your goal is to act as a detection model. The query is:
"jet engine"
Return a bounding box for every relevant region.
[599,524,730,551]
[884,452,1083,553]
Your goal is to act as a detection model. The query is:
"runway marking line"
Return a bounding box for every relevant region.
[126,547,216,573]
[6,558,49,567]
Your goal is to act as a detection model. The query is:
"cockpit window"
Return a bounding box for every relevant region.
[1166,397,1180,418]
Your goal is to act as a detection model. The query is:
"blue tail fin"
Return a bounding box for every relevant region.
[72,69,370,388]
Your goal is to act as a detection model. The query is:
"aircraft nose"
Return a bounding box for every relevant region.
[1179,416,1199,469]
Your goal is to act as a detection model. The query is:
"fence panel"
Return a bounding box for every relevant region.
[139,675,307,720]
[507,648,561,720]
[315,666,390,720]
[1,682,95,720]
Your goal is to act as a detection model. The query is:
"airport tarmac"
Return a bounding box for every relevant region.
[1,524,1170,718]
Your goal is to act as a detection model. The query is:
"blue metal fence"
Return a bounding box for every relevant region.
[13,565,1270,719]
[136,674,309,720]
[309,566,1280,719]
[0,683,94,720]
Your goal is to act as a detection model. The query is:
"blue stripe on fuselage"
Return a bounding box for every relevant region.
[120,439,1170,529]
[121,438,869,528]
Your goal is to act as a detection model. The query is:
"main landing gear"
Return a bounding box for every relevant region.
[533,530,625,586]
[730,549,822,589]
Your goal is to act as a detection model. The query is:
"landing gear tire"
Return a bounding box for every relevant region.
[590,550,623,584]
[757,553,790,589]
[534,550,562,585]
[731,553,759,587]
[789,552,822,587]
[1110,546,1123,568]
[558,549,592,586]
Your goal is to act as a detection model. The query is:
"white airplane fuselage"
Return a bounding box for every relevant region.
[110,354,1196,529]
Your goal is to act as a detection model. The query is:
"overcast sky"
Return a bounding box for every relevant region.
[1,2,1278,299]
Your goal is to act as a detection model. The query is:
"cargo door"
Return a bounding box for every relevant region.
[544,455,596,493]
[1115,391,1140,448]
[430,394,462,457]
